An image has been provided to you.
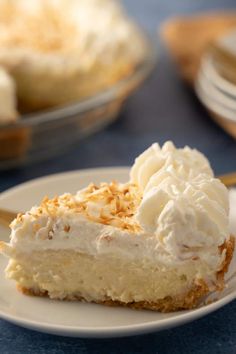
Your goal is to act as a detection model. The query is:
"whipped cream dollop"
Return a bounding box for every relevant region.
[130,141,229,264]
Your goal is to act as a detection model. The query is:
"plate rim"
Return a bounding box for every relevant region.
[0,167,235,338]
[0,290,235,338]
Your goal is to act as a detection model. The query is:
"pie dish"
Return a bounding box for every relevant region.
[0,0,155,168]
[0,141,234,312]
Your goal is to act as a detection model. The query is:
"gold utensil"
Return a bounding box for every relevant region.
[0,171,236,227]
[0,208,17,228]
[218,171,236,187]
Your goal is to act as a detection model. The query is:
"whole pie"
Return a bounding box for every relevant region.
[0,0,146,117]
[0,142,234,312]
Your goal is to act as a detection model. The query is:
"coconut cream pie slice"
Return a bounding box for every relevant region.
[0,142,234,312]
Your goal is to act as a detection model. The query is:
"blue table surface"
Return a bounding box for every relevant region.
[1,1,236,353]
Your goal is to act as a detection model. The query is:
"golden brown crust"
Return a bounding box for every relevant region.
[18,280,209,313]
[100,280,209,312]
[216,235,235,289]
[0,126,30,160]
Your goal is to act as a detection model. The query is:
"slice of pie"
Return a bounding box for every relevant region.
[0,142,234,312]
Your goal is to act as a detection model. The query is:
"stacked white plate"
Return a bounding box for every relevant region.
[195,30,236,137]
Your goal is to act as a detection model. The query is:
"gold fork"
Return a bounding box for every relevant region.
[0,171,236,227]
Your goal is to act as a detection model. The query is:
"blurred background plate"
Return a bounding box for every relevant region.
[0,31,156,170]
[197,61,236,112]
[201,55,236,98]
[195,75,236,138]
[195,47,236,139]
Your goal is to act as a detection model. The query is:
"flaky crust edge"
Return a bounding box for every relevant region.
[16,236,235,313]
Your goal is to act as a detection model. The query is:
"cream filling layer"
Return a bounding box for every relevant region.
[5,250,208,302]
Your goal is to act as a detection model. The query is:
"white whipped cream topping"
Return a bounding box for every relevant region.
[7,141,230,278]
[130,142,213,191]
[0,66,18,123]
[131,141,229,266]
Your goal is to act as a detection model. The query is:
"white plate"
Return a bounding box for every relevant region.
[195,76,236,123]
[201,55,236,98]
[0,167,236,338]
[198,67,236,111]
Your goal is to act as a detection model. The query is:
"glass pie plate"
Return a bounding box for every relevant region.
[0,32,156,170]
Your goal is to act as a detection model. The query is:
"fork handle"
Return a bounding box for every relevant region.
[0,209,17,227]
[219,172,236,188]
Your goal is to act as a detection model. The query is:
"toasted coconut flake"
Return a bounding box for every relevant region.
[76,182,142,232]
[22,182,142,232]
